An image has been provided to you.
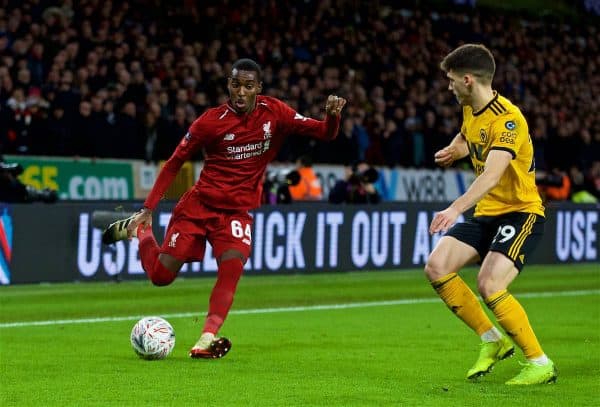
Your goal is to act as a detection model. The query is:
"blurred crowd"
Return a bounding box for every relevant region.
[0,0,598,201]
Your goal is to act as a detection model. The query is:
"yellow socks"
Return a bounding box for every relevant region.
[431,273,493,336]
[432,274,546,360]
[485,290,544,359]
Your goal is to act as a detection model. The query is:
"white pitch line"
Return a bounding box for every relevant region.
[0,289,598,329]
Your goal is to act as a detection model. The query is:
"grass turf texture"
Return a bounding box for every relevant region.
[1,264,598,406]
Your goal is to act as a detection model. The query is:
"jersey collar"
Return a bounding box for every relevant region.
[472,91,499,117]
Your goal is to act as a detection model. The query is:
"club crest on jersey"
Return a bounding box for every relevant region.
[479,129,488,143]
[505,120,516,130]
[180,132,192,146]
[263,121,272,139]
[168,232,179,248]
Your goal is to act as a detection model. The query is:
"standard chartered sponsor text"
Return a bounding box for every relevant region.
[227,142,264,160]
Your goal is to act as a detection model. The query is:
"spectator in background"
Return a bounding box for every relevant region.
[423,110,444,168]
[103,99,118,151]
[405,104,425,167]
[115,102,142,159]
[262,169,301,205]
[160,106,194,159]
[71,100,94,157]
[531,117,549,172]
[569,166,597,203]
[5,88,31,153]
[381,118,403,167]
[329,161,380,204]
[45,103,70,156]
[54,70,80,123]
[27,42,45,86]
[331,117,359,165]
[87,95,114,158]
[587,161,600,200]
[576,129,598,172]
[288,155,323,201]
[537,168,571,202]
[142,109,160,163]
[353,113,370,161]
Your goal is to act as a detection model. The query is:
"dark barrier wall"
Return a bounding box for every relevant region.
[0,202,598,284]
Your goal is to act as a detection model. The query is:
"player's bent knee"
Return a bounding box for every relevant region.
[151,274,176,286]
[477,277,501,298]
[151,270,177,286]
[424,257,445,281]
[150,259,178,286]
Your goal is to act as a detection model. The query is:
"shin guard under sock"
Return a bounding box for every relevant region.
[486,290,544,359]
[431,273,494,336]
[203,258,244,335]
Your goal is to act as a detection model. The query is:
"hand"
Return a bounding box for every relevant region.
[363,183,376,194]
[429,206,460,234]
[325,95,347,116]
[126,208,153,239]
[434,146,457,168]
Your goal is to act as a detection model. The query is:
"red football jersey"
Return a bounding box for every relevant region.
[144,95,340,211]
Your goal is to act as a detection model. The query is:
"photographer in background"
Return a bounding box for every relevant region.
[328,161,381,204]
[0,155,58,203]
[262,169,302,204]
[289,155,323,201]
[536,168,571,202]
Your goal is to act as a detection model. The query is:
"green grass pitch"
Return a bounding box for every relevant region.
[1,264,598,406]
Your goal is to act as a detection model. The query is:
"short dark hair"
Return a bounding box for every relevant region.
[231,58,262,81]
[440,44,496,83]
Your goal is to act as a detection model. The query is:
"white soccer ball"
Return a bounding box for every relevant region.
[130,316,175,360]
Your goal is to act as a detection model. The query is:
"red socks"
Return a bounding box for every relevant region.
[136,225,244,333]
[203,258,244,335]
[137,226,176,286]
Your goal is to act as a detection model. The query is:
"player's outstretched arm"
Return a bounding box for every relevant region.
[283,95,346,141]
[143,149,187,207]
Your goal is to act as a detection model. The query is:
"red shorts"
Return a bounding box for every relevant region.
[160,190,253,262]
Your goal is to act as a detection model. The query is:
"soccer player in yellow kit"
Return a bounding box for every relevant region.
[425,44,557,385]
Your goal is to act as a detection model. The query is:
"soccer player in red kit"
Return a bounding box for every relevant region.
[102,58,347,359]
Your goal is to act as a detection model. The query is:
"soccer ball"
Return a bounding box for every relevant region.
[130,316,175,360]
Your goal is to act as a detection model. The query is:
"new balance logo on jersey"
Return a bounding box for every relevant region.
[223,133,235,141]
[294,113,307,121]
[168,232,180,248]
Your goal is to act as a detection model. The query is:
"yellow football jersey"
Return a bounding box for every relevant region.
[460,92,544,217]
